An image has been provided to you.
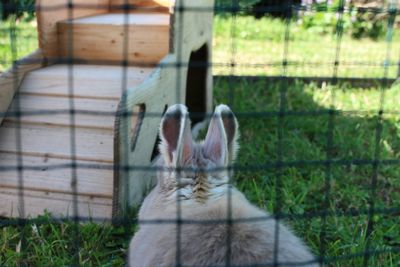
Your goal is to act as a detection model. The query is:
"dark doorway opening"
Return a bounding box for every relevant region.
[186,43,208,126]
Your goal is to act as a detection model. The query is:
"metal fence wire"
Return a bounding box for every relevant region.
[0,0,399,266]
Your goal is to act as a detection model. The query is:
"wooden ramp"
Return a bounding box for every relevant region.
[0,0,214,220]
[0,64,153,219]
[0,10,164,220]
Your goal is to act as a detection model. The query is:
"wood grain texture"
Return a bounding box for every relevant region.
[0,187,112,219]
[0,62,153,219]
[19,64,153,99]
[71,12,169,25]
[6,94,119,130]
[0,122,114,163]
[109,0,173,10]
[36,0,110,59]
[0,153,113,197]
[58,13,170,65]
[0,50,44,126]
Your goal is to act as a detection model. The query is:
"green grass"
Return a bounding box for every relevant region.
[1,15,399,266]
[0,18,38,71]
[0,214,136,266]
[213,16,400,78]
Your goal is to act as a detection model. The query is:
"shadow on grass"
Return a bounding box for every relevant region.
[214,76,400,267]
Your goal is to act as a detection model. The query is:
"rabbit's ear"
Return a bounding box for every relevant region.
[159,104,193,167]
[203,104,239,166]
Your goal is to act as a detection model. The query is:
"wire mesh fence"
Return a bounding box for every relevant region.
[0,0,399,266]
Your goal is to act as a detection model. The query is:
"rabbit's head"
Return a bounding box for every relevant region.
[156,104,239,203]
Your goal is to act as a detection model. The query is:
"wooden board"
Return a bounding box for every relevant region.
[70,12,169,25]
[0,153,113,197]
[5,95,118,130]
[0,122,114,163]
[109,0,172,12]
[0,50,44,126]
[0,62,157,219]
[58,13,170,64]
[0,187,112,219]
[36,0,110,59]
[19,64,153,100]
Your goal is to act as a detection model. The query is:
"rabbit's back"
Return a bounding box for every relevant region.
[179,193,317,266]
[129,188,317,267]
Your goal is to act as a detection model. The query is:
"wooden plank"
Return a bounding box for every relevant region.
[0,187,112,219]
[36,0,110,59]
[0,122,114,163]
[0,50,44,126]
[109,0,172,11]
[71,12,169,25]
[19,64,153,99]
[58,13,170,64]
[0,153,113,197]
[6,95,118,130]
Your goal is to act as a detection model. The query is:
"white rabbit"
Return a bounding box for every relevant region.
[128,104,318,267]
